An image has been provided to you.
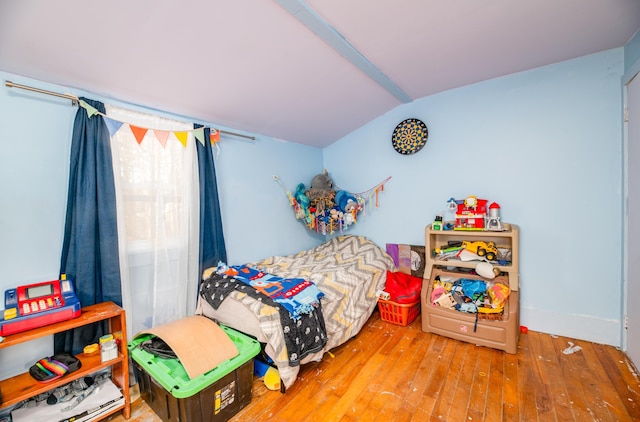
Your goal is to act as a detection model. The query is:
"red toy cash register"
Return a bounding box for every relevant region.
[0,275,81,336]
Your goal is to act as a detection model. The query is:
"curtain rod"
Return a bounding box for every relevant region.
[6,80,79,105]
[5,80,256,141]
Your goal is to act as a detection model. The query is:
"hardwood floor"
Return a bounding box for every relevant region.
[107,310,640,421]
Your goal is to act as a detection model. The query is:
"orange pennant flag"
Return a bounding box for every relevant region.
[129,125,148,145]
[174,131,188,147]
[210,130,220,144]
[153,130,170,148]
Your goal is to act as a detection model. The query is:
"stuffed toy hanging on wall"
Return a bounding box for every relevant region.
[274,170,391,235]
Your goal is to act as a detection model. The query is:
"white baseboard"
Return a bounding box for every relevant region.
[520,305,622,347]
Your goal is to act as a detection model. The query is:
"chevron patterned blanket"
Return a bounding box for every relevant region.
[198,234,395,389]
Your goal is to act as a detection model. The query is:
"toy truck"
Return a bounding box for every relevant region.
[462,240,498,261]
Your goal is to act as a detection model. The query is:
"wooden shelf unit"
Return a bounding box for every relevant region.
[0,301,130,419]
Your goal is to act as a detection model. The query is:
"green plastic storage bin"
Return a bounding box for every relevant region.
[129,324,260,422]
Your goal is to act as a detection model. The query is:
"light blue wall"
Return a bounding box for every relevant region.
[325,48,625,346]
[624,28,640,75]
[0,71,322,379]
[213,135,324,263]
[0,75,76,380]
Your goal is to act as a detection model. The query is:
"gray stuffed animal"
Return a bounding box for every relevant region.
[306,170,336,212]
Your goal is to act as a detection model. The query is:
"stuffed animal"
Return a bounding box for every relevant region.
[306,170,336,211]
[311,172,333,190]
[294,183,311,222]
[335,190,358,213]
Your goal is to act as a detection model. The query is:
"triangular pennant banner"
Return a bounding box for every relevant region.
[210,130,220,144]
[104,117,124,137]
[153,130,170,148]
[174,131,188,147]
[194,127,205,146]
[129,125,148,144]
[79,100,100,118]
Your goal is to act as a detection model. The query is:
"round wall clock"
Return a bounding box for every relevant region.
[391,118,428,155]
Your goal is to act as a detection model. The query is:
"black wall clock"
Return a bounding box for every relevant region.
[391,118,428,155]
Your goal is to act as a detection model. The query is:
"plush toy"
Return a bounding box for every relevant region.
[311,172,333,190]
[294,183,311,222]
[335,190,358,213]
[306,170,336,212]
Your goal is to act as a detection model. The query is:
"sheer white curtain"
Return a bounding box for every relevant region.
[106,105,200,338]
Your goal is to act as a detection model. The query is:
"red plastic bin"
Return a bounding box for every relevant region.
[378,299,420,326]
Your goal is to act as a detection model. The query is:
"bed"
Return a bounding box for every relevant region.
[195,234,395,389]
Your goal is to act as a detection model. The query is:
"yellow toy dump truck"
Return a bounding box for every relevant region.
[462,240,498,261]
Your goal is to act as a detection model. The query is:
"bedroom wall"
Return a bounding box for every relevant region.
[624,28,640,75]
[0,70,323,379]
[324,48,625,347]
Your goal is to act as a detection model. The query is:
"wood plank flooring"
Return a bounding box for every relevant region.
[107,310,640,421]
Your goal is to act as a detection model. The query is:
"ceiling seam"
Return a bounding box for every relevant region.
[275,0,412,104]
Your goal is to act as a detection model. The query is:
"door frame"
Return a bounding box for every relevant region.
[622,61,640,368]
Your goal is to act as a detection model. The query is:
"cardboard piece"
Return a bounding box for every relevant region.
[386,243,426,278]
[136,315,239,380]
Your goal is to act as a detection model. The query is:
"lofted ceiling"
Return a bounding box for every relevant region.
[1,0,639,148]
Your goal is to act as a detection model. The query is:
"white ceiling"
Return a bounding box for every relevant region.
[1,0,639,148]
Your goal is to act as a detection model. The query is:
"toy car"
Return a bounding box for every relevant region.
[462,240,498,261]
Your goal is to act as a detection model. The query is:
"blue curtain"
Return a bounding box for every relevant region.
[195,125,227,279]
[55,98,121,354]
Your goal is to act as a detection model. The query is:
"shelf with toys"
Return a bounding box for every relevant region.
[426,223,519,290]
[421,195,520,354]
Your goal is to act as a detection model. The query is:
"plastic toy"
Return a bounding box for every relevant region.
[453,195,489,230]
[434,292,456,308]
[434,242,464,255]
[475,262,500,279]
[462,240,498,261]
[432,215,444,231]
[488,282,510,310]
[485,202,503,231]
[263,366,281,391]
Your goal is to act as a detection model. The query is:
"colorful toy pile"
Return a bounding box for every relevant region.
[433,195,504,231]
[274,170,390,235]
[430,274,510,317]
[433,240,511,267]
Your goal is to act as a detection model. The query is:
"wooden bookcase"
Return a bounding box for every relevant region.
[0,301,130,419]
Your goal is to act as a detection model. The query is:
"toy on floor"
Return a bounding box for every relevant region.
[263,367,281,391]
[254,357,281,391]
